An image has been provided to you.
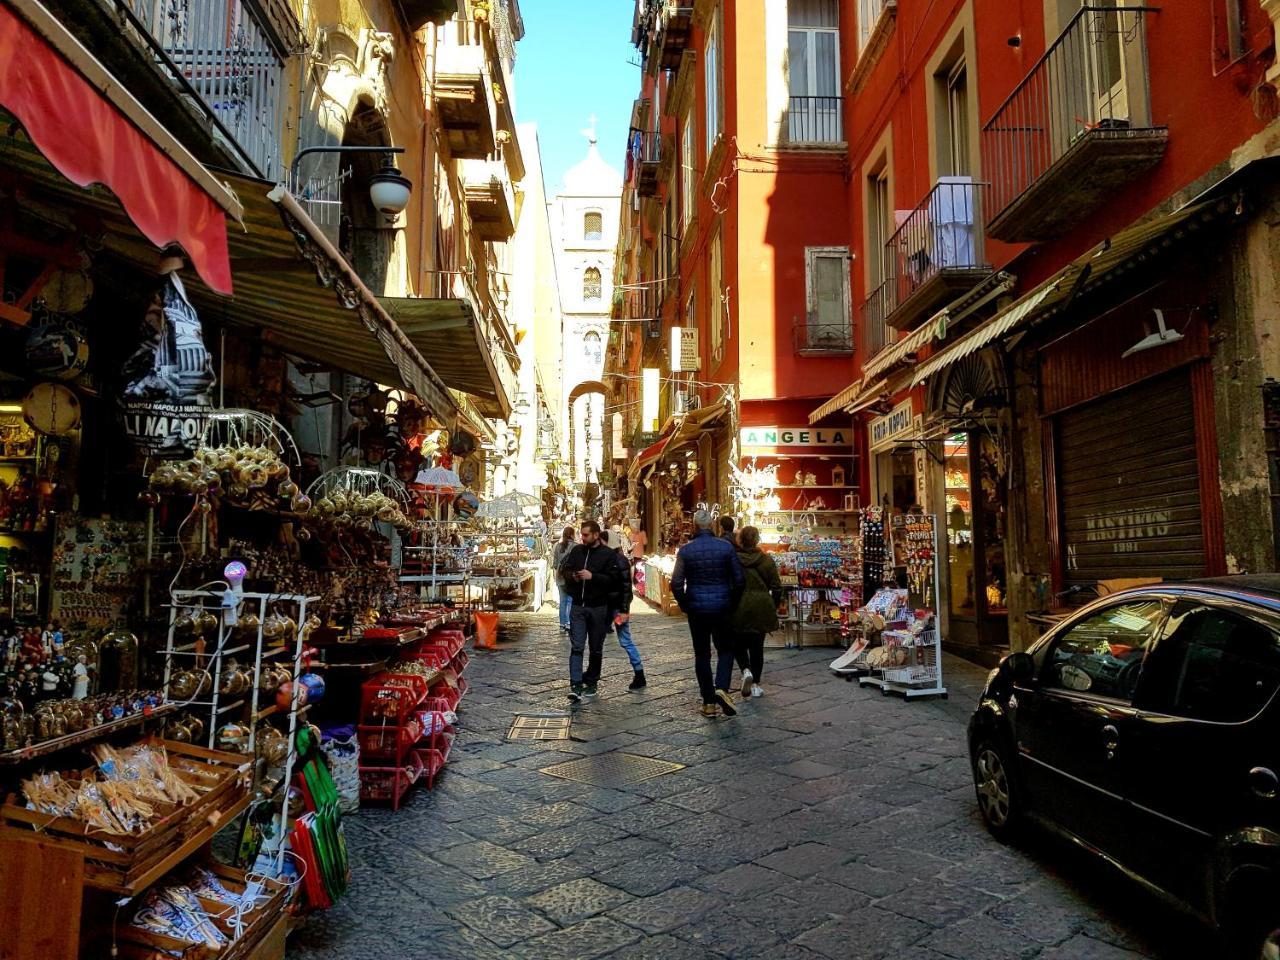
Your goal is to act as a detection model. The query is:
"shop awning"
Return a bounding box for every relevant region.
[380,294,513,419]
[1,136,461,422]
[911,196,1232,387]
[0,0,241,294]
[862,310,948,383]
[809,379,864,425]
[630,433,673,479]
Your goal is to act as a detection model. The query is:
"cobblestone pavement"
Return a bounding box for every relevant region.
[290,603,1211,960]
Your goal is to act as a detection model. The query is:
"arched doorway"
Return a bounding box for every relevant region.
[567,380,608,487]
[929,351,1010,652]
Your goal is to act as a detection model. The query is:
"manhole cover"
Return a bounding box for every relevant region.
[507,714,572,741]
[539,751,684,786]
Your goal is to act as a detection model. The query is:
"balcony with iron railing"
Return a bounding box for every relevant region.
[461,158,516,241]
[634,131,662,197]
[782,96,844,145]
[860,278,896,362]
[434,20,504,159]
[120,0,287,178]
[885,177,991,331]
[794,318,854,356]
[981,4,1166,243]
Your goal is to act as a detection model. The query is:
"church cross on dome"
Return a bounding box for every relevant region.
[582,114,598,145]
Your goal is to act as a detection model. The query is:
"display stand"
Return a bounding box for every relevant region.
[162,589,318,877]
[857,514,947,699]
[775,534,861,649]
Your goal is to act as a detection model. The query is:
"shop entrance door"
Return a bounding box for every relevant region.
[943,430,1009,648]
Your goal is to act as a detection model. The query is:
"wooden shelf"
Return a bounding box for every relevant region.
[0,703,177,765]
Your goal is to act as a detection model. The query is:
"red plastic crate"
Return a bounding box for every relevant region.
[360,679,423,725]
[358,720,422,760]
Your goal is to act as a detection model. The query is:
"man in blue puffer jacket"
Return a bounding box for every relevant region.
[671,510,746,717]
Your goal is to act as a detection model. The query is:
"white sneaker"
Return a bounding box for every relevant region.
[740,669,754,697]
[751,685,764,698]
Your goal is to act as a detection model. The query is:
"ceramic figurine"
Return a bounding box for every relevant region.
[71,656,89,699]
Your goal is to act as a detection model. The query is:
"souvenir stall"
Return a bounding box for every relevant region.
[830,509,948,699]
[774,533,862,648]
[467,491,548,613]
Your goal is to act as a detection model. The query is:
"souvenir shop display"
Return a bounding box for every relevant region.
[848,514,946,699]
[774,534,861,648]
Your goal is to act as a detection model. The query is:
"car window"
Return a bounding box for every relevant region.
[1135,600,1280,723]
[1042,598,1167,701]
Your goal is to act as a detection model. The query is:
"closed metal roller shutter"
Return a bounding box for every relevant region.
[1058,372,1204,586]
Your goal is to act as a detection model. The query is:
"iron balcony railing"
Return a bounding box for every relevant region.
[886,177,988,309]
[981,4,1157,226]
[785,96,844,144]
[794,319,854,355]
[121,0,286,179]
[860,278,896,360]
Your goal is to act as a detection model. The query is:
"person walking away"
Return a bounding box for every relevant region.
[602,530,646,689]
[732,526,781,698]
[552,526,576,633]
[558,521,618,702]
[671,509,745,717]
[718,515,737,545]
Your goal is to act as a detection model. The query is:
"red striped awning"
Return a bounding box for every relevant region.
[0,1,237,293]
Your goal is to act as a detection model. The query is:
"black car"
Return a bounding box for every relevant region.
[968,576,1280,953]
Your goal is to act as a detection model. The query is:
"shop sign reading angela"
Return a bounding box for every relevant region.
[120,272,215,457]
[740,426,849,450]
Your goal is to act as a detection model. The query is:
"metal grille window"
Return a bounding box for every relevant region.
[584,211,603,242]
[787,0,842,143]
[584,268,602,302]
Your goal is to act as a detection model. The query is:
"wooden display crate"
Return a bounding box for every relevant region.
[114,862,288,960]
[0,739,252,894]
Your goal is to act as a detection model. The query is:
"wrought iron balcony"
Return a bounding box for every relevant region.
[794,319,854,356]
[461,159,516,241]
[885,177,990,331]
[860,278,896,361]
[120,0,287,178]
[981,5,1166,242]
[783,96,844,145]
[634,131,661,197]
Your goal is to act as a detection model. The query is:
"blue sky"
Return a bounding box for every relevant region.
[514,0,638,195]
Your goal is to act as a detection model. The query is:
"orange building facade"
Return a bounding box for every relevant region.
[609,0,1280,660]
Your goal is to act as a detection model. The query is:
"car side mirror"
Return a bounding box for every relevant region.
[1000,652,1036,684]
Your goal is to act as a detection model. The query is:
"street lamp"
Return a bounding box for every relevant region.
[289,145,412,220]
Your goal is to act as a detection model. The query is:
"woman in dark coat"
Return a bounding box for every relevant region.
[731,526,782,698]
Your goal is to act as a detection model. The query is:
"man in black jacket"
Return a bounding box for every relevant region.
[558,520,619,702]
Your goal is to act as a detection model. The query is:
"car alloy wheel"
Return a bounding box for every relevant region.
[975,744,1012,828]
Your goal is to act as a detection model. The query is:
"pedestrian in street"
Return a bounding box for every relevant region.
[718,514,737,545]
[558,520,619,703]
[552,525,577,633]
[601,530,646,689]
[671,509,745,717]
[732,525,782,699]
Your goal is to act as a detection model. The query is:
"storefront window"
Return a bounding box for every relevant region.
[945,434,975,618]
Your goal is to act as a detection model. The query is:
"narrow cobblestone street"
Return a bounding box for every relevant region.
[290,605,1211,960]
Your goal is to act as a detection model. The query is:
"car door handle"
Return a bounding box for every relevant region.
[1250,767,1279,799]
[1101,724,1119,758]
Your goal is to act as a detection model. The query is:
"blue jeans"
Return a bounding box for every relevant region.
[558,588,572,630]
[613,617,643,671]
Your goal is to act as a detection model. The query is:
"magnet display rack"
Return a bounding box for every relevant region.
[163,589,318,876]
[858,514,947,699]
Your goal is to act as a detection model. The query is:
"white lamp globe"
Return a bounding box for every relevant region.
[369,161,412,217]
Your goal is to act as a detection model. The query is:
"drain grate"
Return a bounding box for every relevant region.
[507,714,572,741]
[539,751,685,786]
